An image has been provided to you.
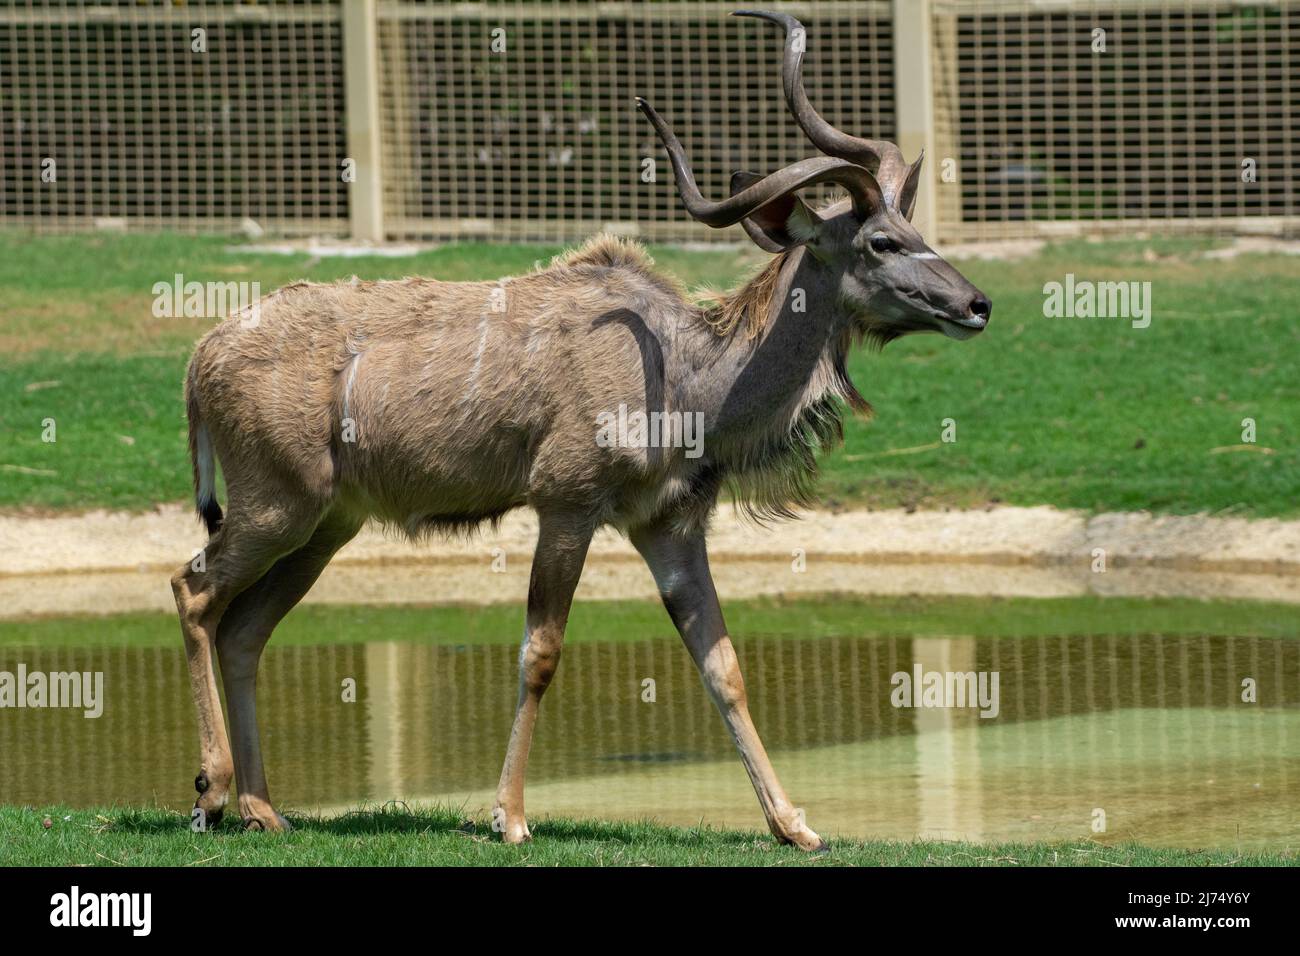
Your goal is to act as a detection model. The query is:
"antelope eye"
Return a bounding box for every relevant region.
[870,235,898,254]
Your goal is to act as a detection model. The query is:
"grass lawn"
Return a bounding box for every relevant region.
[2,593,1298,648]
[0,232,1297,515]
[6,805,1291,867]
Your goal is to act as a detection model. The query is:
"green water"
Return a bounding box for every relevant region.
[0,597,1296,850]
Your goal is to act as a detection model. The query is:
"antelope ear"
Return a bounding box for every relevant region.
[896,151,925,221]
[731,170,823,252]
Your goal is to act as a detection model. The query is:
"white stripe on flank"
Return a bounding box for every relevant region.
[464,312,491,397]
[343,352,362,420]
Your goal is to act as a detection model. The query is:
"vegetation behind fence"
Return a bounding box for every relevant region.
[1,0,1296,243]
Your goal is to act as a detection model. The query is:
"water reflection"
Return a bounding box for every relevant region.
[1,632,1295,849]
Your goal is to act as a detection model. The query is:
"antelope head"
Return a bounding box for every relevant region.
[636,10,991,343]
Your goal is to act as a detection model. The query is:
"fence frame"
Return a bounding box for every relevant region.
[2,0,1297,244]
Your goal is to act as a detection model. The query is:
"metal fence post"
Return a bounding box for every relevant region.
[343,0,385,242]
[891,0,938,241]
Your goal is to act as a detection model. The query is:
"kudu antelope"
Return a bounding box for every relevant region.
[173,10,989,850]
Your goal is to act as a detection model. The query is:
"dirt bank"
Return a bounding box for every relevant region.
[1,504,1297,618]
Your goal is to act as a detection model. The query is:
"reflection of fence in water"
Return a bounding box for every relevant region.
[0,634,1293,814]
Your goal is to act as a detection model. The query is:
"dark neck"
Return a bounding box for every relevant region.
[683,248,854,441]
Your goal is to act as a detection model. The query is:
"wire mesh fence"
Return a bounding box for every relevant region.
[374,0,895,241]
[0,0,1295,243]
[0,0,348,235]
[932,0,1300,241]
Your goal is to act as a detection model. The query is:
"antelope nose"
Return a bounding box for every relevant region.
[968,296,992,323]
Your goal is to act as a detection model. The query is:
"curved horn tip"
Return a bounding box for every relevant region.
[732,10,797,28]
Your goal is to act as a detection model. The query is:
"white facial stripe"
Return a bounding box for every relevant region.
[905,251,941,260]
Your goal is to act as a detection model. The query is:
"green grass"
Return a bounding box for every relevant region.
[1,232,1297,514]
[6,805,1291,866]
[3,594,1296,648]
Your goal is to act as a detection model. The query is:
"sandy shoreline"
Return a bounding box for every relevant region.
[1,504,1297,618]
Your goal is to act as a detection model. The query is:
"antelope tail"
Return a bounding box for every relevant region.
[185,372,223,536]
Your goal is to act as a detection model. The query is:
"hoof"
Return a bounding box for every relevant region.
[776,820,826,853]
[192,770,230,830]
[194,801,224,830]
[497,817,531,844]
[240,805,292,833]
[243,817,289,833]
[493,803,532,844]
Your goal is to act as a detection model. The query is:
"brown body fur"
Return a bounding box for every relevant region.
[173,236,854,848]
[187,236,842,539]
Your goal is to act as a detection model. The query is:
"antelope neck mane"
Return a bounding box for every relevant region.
[702,253,789,339]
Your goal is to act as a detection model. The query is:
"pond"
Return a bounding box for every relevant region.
[1,597,1297,850]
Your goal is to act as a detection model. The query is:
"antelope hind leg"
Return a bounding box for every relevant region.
[215,508,363,831]
[172,499,321,830]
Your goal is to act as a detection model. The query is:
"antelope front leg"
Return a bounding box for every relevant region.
[631,522,826,851]
[494,509,594,843]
